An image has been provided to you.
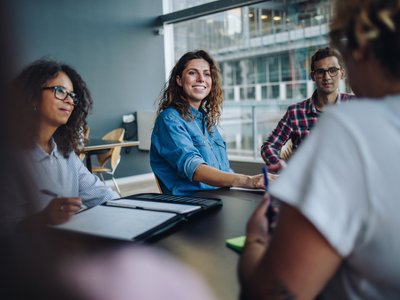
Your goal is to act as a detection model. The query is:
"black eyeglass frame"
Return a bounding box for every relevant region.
[42,86,79,105]
[312,67,341,78]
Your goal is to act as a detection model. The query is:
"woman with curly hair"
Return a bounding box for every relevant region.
[13,58,118,228]
[150,50,264,195]
[239,0,400,299]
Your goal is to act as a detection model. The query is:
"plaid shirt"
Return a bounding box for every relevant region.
[261,90,354,165]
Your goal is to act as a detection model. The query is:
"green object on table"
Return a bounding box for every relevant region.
[225,235,246,253]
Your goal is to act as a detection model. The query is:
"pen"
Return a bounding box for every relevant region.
[105,201,177,214]
[263,166,275,229]
[41,189,83,211]
[262,166,269,192]
[40,189,58,198]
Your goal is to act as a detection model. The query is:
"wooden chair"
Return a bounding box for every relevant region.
[154,174,164,193]
[91,128,125,195]
[279,139,293,162]
[78,127,90,161]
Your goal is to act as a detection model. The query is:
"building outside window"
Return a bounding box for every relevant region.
[162,0,350,161]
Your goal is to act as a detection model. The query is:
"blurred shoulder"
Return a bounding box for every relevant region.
[63,246,216,300]
[325,96,400,127]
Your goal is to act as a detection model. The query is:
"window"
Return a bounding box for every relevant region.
[162,0,348,160]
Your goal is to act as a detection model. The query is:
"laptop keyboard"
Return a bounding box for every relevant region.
[128,193,221,208]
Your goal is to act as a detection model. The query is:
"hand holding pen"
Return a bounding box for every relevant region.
[262,166,277,233]
[244,166,278,249]
[41,189,82,225]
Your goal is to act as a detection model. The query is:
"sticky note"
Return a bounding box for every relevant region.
[225,235,246,252]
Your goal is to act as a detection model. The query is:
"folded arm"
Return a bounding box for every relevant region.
[261,110,292,167]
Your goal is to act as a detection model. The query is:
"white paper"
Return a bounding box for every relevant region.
[107,199,201,214]
[54,206,176,241]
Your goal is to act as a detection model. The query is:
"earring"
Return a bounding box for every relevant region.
[33,105,37,112]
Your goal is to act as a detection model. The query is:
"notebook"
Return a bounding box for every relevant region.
[53,193,222,241]
[122,193,222,211]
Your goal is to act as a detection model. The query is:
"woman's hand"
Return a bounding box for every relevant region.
[43,197,82,225]
[247,174,265,189]
[244,173,279,190]
[267,172,279,183]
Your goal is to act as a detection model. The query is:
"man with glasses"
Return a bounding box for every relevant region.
[261,47,354,172]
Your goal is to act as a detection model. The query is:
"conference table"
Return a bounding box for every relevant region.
[50,188,264,300]
[155,188,264,300]
[82,138,140,172]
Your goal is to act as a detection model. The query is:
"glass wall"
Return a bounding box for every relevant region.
[163,0,348,161]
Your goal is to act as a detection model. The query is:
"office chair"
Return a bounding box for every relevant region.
[91,128,125,195]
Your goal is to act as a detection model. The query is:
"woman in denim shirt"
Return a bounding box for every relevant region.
[150,50,265,195]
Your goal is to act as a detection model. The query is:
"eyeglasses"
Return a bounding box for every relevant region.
[313,67,340,78]
[42,86,79,105]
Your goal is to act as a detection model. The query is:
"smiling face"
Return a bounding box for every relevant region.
[311,56,345,96]
[38,71,75,130]
[176,59,212,109]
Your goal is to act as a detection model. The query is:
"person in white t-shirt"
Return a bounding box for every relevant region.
[239,1,400,299]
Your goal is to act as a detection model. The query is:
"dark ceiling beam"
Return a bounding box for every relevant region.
[156,0,286,26]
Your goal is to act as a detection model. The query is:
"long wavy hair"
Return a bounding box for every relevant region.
[13,58,92,157]
[156,50,224,132]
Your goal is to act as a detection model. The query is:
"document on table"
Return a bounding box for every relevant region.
[54,205,178,241]
[106,198,201,214]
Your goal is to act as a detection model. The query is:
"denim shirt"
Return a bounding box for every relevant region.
[150,106,232,195]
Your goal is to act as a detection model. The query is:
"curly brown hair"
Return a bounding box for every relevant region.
[12,58,92,157]
[156,50,224,132]
[330,0,400,78]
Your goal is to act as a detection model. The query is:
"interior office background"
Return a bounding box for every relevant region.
[10,0,346,179]
[10,0,164,178]
[165,0,351,162]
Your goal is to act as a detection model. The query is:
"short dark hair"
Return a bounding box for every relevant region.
[310,47,344,71]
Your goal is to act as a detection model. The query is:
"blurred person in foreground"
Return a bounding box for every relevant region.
[261,47,353,173]
[0,1,38,237]
[0,5,216,300]
[239,0,400,299]
[2,236,217,300]
[151,49,266,195]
